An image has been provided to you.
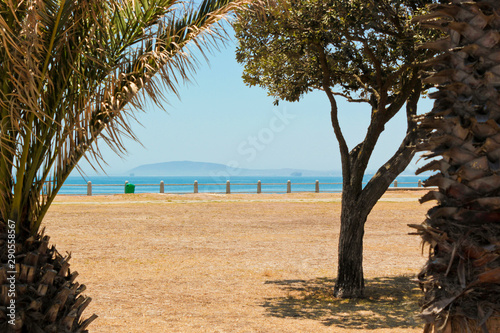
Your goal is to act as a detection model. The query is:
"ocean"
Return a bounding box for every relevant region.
[61,175,428,195]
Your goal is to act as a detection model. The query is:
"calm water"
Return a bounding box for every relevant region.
[61,175,427,195]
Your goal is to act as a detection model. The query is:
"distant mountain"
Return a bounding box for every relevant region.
[128,161,335,177]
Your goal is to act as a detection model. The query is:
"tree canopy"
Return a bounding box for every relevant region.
[236,0,434,106]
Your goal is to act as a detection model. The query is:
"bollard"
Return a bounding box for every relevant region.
[287,180,291,193]
[315,180,319,193]
[87,181,92,196]
[194,180,198,193]
[226,180,231,194]
[257,180,261,194]
[160,181,164,194]
[394,180,398,188]
[418,179,422,187]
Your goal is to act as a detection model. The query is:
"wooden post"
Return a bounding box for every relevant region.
[257,180,261,194]
[287,180,291,193]
[315,180,319,193]
[226,180,230,194]
[87,181,92,196]
[125,181,128,194]
[418,179,422,187]
[160,181,164,194]
[194,180,198,193]
[394,180,398,188]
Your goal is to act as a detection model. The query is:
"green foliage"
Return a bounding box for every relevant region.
[235,0,436,106]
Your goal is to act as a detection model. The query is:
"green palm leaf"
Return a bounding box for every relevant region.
[0,0,245,237]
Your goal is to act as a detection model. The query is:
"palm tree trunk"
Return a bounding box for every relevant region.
[0,229,97,332]
[413,1,500,332]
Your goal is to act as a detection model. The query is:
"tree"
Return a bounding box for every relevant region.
[411,1,500,332]
[234,0,435,298]
[0,0,243,331]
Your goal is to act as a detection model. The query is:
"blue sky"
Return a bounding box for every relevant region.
[76,26,434,177]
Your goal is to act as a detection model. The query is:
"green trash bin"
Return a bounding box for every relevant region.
[125,183,135,194]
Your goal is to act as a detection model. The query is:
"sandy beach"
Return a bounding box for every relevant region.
[42,191,433,332]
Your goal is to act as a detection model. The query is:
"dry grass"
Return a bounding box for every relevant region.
[43,191,433,332]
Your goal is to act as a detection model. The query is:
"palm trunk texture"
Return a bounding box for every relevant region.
[0,229,96,332]
[411,1,500,332]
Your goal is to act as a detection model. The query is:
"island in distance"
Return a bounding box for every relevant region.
[128,161,336,177]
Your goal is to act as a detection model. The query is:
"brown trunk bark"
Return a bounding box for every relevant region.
[0,230,97,332]
[334,189,367,298]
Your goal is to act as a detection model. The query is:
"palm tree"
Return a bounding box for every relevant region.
[412,1,500,332]
[0,0,244,331]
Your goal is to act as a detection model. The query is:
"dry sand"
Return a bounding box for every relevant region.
[43,191,433,332]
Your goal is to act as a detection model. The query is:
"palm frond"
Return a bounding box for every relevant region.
[0,0,249,237]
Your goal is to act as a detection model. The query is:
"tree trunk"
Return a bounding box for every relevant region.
[0,226,97,332]
[334,190,366,298]
[333,113,419,298]
[412,1,500,331]
[424,318,500,333]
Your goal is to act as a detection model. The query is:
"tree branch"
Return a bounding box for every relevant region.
[358,80,422,213]
[331,91,369,103]
[384,69,421,122]
[383,63,412,93]
[360,39,383,93]
[352,69,421,186]
[316,44,350,181]
[352,73,379,99]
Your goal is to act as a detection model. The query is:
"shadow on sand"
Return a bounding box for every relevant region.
[262,275,424,329]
